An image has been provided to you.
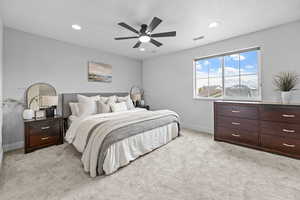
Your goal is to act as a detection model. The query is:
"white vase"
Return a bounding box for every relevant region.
[281,91,292,104]
[23,109,35,120]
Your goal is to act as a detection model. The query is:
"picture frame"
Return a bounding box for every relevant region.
[88,61,112,83]
[35,110,46,119]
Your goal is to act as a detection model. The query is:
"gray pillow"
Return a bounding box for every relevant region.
[97,101,111,113]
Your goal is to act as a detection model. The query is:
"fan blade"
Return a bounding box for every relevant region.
[133,41,141,48]
[115,36,139,40]
[150,39,163,47]
[151,31,176,38]
[118,22,139,34]
[148,17,162,33]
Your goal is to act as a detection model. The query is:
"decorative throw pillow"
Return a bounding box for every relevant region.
[99,96,117,112]
[69,102,80,116]
[77,95,100,116]
[97,101,111,114]
[111,102,128,112]
[117,95,135,110]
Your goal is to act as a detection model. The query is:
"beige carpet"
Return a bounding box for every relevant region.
[1,129,300,200]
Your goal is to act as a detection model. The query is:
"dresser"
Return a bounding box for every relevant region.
[214,101,300,159]
[24,116,63,153]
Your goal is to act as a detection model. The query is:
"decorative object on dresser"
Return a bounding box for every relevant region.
[24,116,63,153]
[88,61,112,83]
[273,71,299,104]
[214,101,300,159]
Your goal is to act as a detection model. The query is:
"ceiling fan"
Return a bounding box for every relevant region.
[115,17,176,48]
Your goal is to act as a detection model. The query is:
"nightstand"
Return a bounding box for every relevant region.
[24,116,63,153]
[136,105,150,110]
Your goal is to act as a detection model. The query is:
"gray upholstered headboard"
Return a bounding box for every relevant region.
[61,92,128,119]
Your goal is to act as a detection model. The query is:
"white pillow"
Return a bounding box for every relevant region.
[69,102,80,116]
[97,101,111,114]
[111,102,128,112]
[77,95,100,116]
[100,95,117,104]
[117,95,135,110]
[77,94,100,103]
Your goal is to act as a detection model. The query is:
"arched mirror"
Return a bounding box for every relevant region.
[26,83,57,111]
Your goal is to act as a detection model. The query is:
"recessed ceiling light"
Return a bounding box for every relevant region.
[72,24,82,30]
[139,48,145,51]
[209,22,220,28]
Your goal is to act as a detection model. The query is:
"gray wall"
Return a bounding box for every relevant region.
[3,28,142,150]
[0,18,3,165]
[143,20,300,134]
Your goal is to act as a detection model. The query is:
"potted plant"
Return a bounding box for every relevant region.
[273,72,299,104]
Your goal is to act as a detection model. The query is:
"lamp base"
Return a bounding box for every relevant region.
[45,107,55,118]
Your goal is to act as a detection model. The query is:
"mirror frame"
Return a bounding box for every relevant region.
[25,82,57,109]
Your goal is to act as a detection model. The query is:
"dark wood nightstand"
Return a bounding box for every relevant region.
[24,116,63,153]
[136,105,150,110]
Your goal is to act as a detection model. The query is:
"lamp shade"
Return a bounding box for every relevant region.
[131,94,141,102]
[41,96,58,107]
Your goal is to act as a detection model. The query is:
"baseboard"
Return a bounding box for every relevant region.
[181,123,214,135]
[3,141,24,152]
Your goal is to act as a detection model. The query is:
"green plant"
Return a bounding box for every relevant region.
[273,72,299,91]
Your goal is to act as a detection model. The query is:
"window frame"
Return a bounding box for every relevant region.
[193,47,262,101]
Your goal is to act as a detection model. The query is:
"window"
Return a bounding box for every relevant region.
[194,47,261,100]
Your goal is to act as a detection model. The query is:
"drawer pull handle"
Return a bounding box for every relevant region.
[282,129,296,133]
[231,133,240,137]
[41,126,50,130]
[41,137,49,140]
[231,110,240,113]
[232,122,240,125]
[282,114,295,118]
[282,143,295,148]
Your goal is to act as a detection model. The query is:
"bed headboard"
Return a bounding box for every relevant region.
[61,92,128,119]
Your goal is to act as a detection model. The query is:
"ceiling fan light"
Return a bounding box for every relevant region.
[139,35,151,43]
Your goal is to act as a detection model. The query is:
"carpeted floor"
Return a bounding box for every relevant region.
[1,129,300,200]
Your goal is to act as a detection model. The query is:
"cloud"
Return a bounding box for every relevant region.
[204,60,210,65]
[230,54,246,61]
[196,63,202,70]
[245,65,254,69]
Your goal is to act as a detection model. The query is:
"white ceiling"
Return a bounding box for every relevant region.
[1,0,300,60]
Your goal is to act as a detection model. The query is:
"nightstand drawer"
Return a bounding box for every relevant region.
[29,135,59,147]
[29,121,60,136]
[24,116,63,153]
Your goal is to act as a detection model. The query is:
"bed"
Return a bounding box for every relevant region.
[61,93,180,177]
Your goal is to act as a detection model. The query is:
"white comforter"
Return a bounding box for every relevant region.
[65,108,146,153]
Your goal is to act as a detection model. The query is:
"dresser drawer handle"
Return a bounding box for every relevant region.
[231,110,240,113]
[41,126,50,130]
[231,122,240,125]
[282,114,295,118]
[282,143,295,148]
[282,129,296,133]
[231,133,240,137]
[41,137,49,140]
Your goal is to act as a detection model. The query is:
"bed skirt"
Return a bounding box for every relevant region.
[103,122,179,175]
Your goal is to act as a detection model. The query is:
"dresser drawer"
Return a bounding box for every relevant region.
[216,104,258,119]
[217,116,259,132]
[261,121,300,139]
[261,134,300,156]
[29,120,60,136]
[216,126,259,146]
[260,105,300,123]
[29,135,59,148]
